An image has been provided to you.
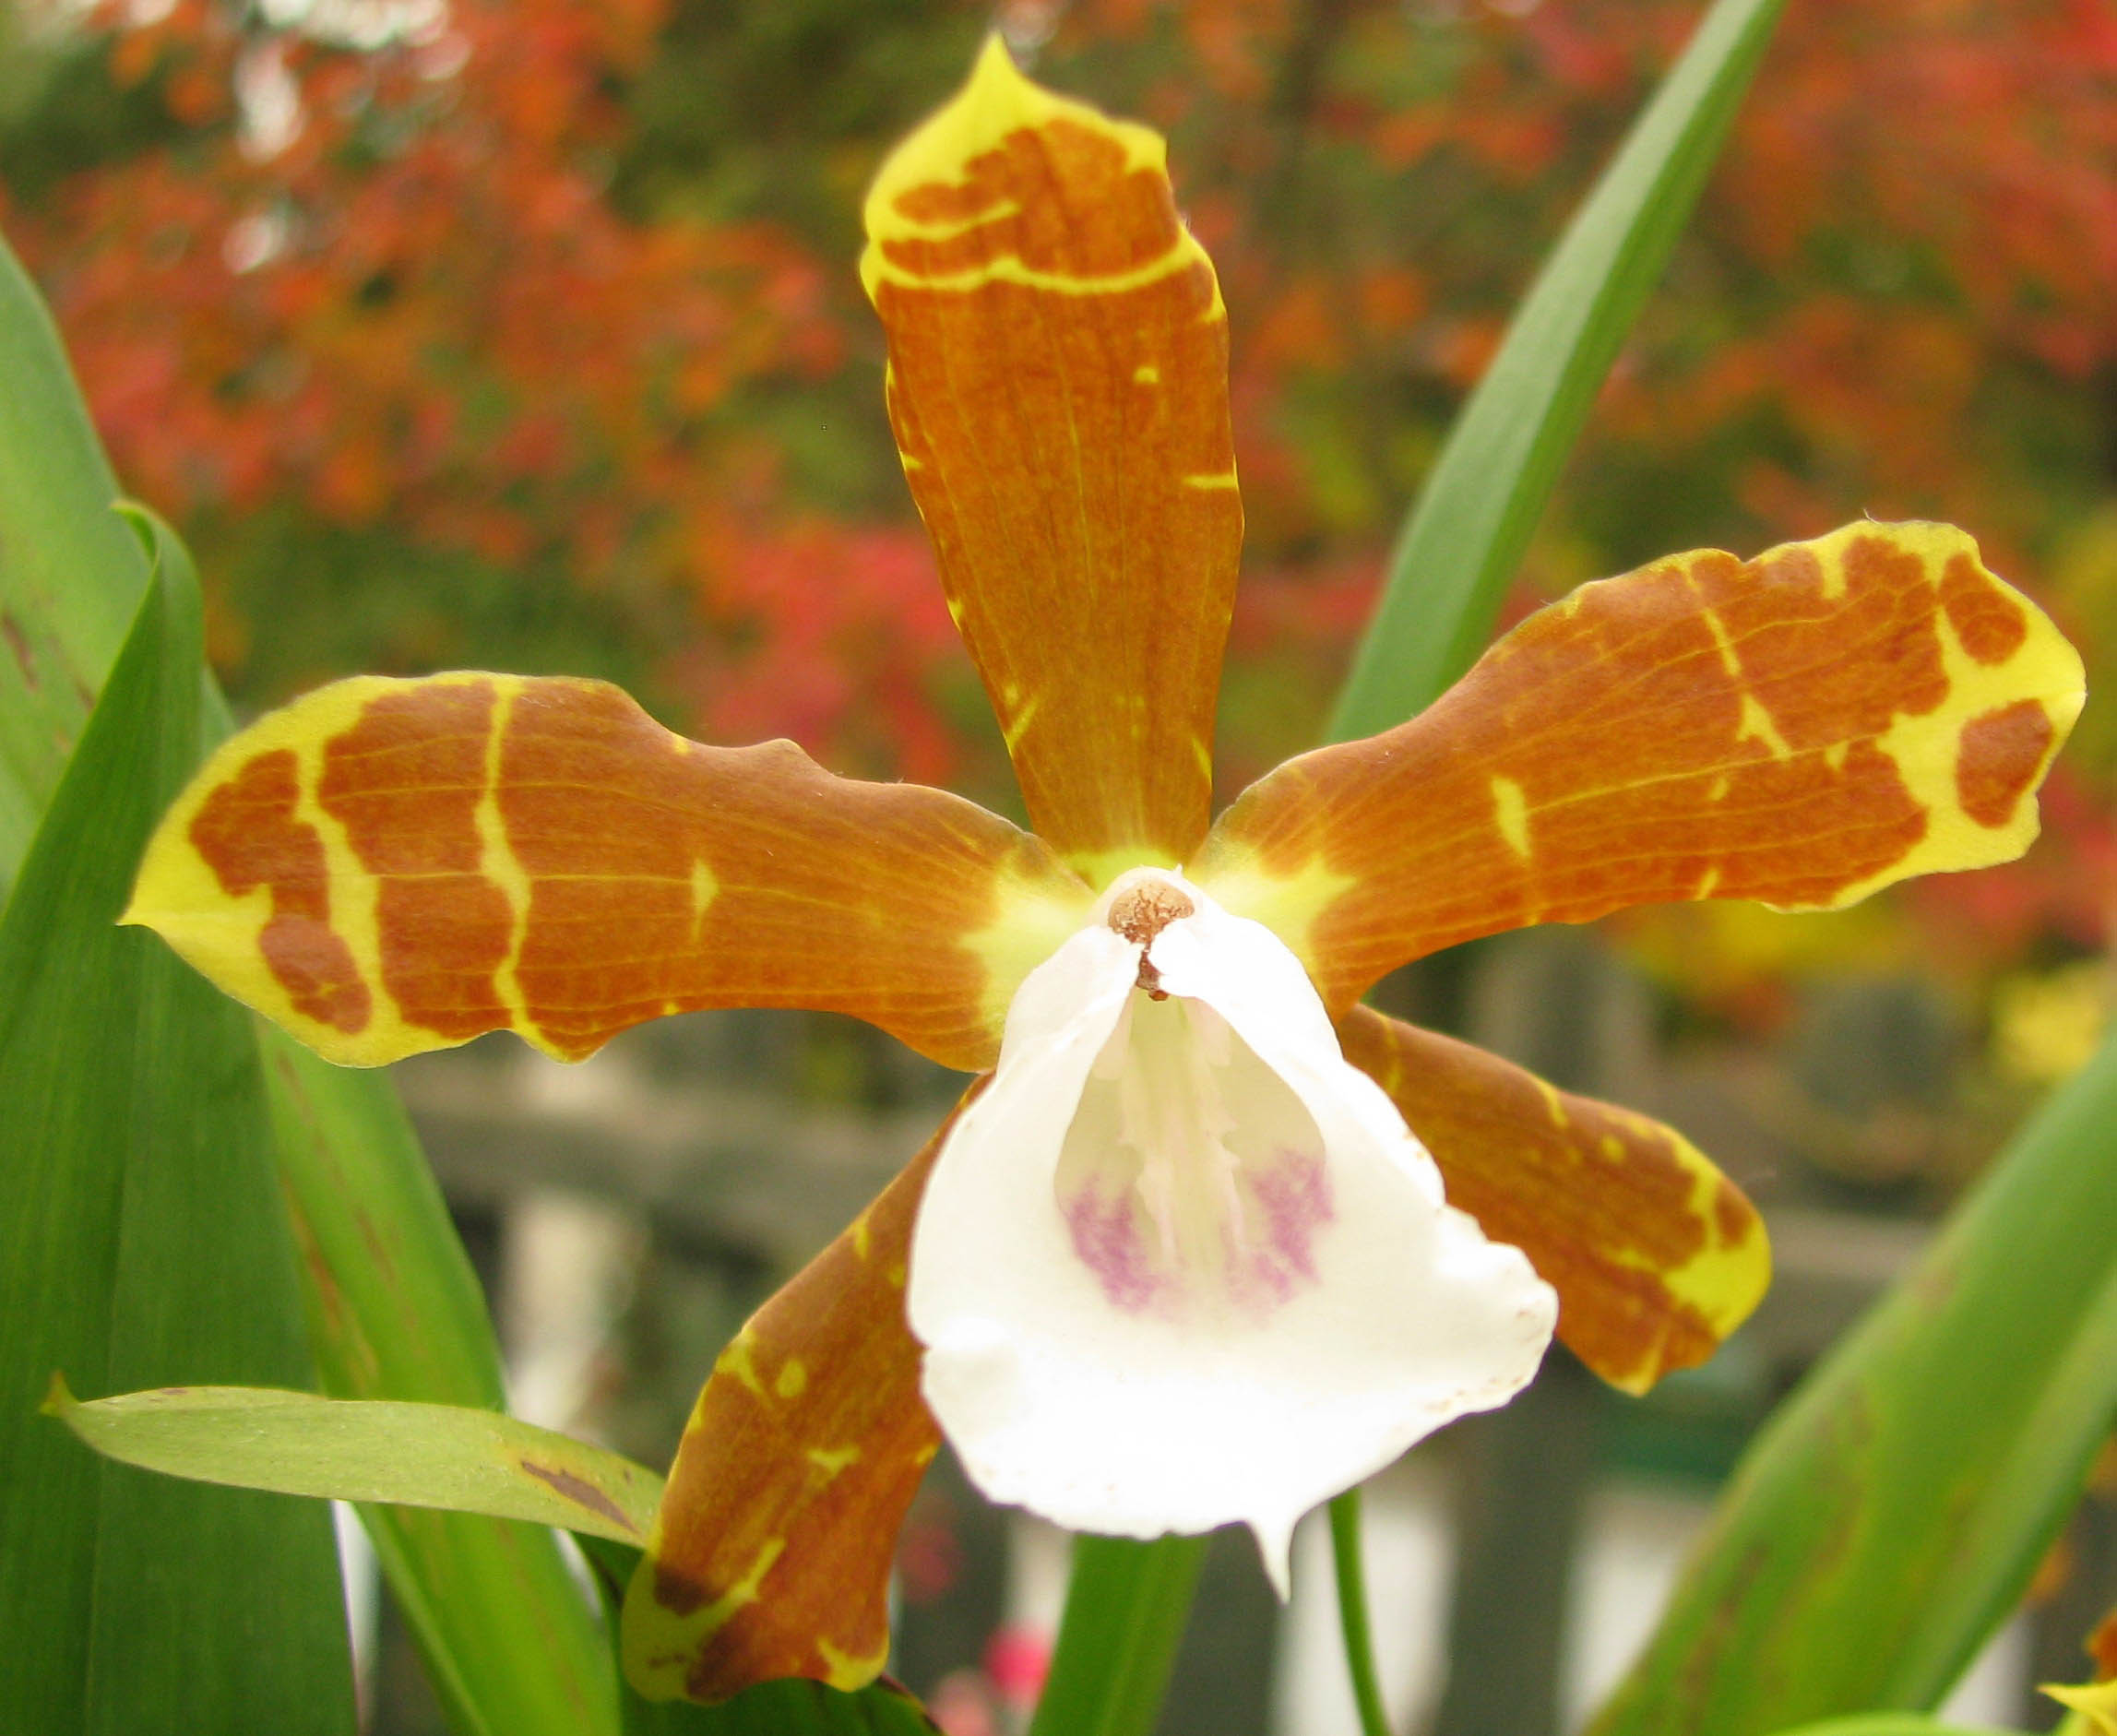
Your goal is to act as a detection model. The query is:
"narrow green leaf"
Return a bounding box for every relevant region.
[1028,1535,1208,1736]
[0,525,353,1733]
[0,229,146,903]
[572,1537,944,1736]
[49,1382,665,1545]
[263,1036,623,1736]
[1589,1025,2117,1736]
[0,225,618,1736]
[1328,0,1788,741]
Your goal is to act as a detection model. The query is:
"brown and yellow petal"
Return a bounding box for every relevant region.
[1197,523,2084,1013]
[1338,1006,1767,1394]
[125,674,1092,1071]
[622,1097,968,1701]
[862,39,1243,884]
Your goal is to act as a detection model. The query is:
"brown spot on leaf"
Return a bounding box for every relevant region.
[2,611,36,691]
[517,1458,637,1535]
[1956,698,2055,826]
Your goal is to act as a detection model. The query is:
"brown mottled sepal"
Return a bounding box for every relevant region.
[1338,1006,1768,1393]
[621,1100,970,1701]
[125,674,1091,1070]
[1198,523,2084,1013]
[862,40,1242,883]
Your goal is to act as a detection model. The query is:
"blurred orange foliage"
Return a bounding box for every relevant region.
[5,0,2113,963]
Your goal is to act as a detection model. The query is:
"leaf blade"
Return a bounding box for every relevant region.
[0,223,619,1736]
[1588,1026,2117,1733]
[51,1383,665,1544]
[0,521,353,1735]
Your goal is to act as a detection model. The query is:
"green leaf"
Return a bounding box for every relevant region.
[262,1034,624,1736]
[1588,1025,2117,1736]
[0,224,619,1736]
[0,523,354,1733]
[48,1383,666,1545]
[1027,1535,1208,1736]
[572,1537,944,1736]
[0,226,148,905]
[1327,0,1789,741]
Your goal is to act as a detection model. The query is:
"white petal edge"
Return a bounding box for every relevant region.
[907,871,1557,1593]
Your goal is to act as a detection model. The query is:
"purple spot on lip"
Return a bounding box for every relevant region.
[1064,1185,1161,1312]
[1239,1147,1334,1307]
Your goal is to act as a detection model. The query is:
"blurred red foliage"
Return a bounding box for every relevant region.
[6,0,2113,971]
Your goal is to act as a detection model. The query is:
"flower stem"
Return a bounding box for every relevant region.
[1329,1490,1393,1736]
[1027,1533,1207,1736]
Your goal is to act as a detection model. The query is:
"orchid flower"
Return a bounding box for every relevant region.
[125,40,2083,1706]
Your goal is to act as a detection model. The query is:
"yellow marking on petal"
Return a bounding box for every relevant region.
[815,1636,890,1693]
[774,1359,808,1400]
[1735,690,1793,762]
[861,38,1222,315]
[474,675,537,1041]
[1781,523,2085,911]
[805,1445,862,1481]
[1491,775,1531,861]
[1134,364,1160,385]
[1182,470,1240,491]
[1063,845,1174,894]
[1696,603,1743,678]
[1696,865,1721,898]
[291,704,385,1039]
[675,1537,785,1641]
[851,1212,873,1263]
[1192,850,1359,979]
[960,868,1099,1029]
[1534,1076,1567,1131]
[1647,1142,1771,1359]
[1001,692,1041,750]
[911,1441,940,1468]
[688,858,718,945]
[1552,1115,1772,1396]
[2045,1681,2117,1733]
[713,1329,767,1402]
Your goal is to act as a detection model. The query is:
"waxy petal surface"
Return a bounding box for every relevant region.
[1337,1006,1766,1394]
[622,1104,965,1702]
[1196,523,2085,1013]
[910,874,1554,1587]
[125,674,1091,1070]
[862,41,1242,881]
